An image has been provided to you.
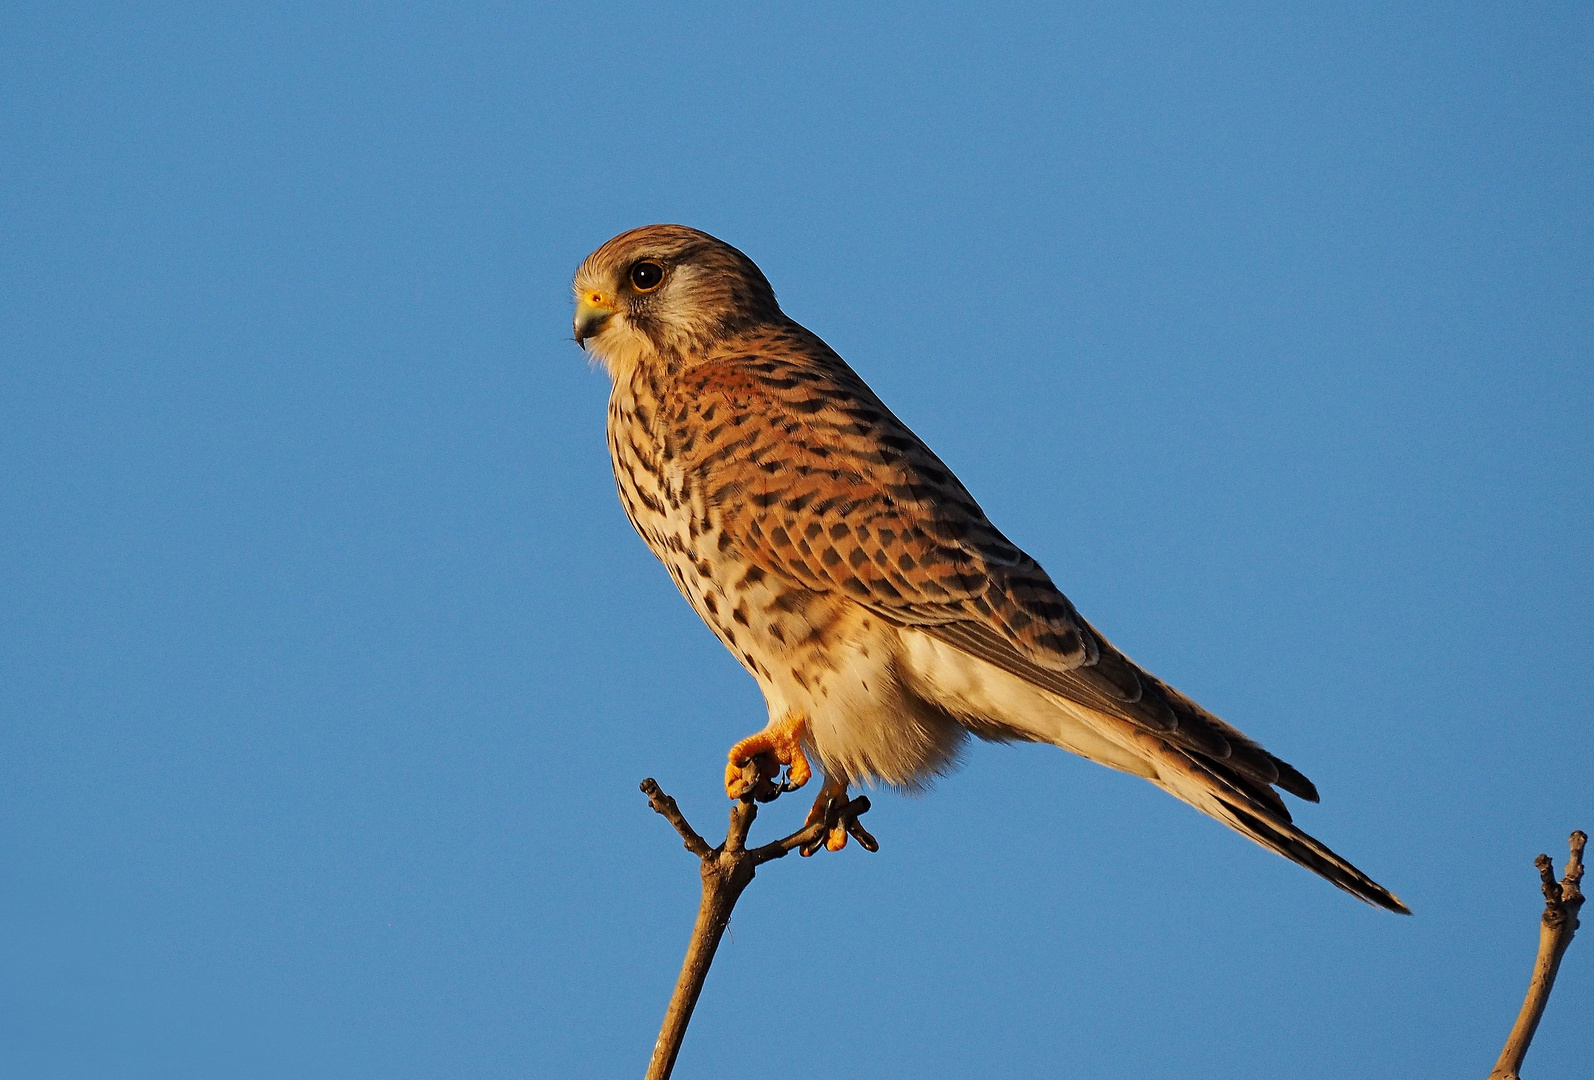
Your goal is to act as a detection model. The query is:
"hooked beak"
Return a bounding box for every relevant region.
[573,292,616,348]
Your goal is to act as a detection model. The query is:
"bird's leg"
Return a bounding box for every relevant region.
[801,774,878,856]
[725,713,811,801]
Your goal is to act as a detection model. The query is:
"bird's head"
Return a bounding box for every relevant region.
[572,224,781,378]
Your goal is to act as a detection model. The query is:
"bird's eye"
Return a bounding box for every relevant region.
[629,261,665,292]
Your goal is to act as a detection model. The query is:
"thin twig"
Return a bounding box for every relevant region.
[640,779,713,859]
[639,765,874,1080]
[751,794,871,864]
[1488,829,1586,1080]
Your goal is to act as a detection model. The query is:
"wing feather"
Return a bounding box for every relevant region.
[666,336,1098,672]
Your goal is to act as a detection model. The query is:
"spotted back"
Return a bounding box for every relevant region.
[661,322,1096,670]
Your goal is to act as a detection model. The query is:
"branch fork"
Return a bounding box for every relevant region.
[1489,829,1585,1080]
[639,764,873,1080]
[637,773,1586,1080]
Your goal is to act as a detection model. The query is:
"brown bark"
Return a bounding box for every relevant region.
[639,767,872,1080]
[1488,830,1586,1080]
[637,779,1585,1078]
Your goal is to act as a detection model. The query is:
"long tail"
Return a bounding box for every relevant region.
[1143,735,1409,913]
[896,628,1408,911]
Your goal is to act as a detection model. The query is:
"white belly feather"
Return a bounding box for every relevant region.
[895,627,1158,781]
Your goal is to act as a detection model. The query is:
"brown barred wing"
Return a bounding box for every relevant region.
[663,343,1097,675]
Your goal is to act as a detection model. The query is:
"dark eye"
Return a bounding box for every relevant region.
[629,260,664,292]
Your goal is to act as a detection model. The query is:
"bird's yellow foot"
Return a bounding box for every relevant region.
[801,775,878,856]
[726,714,811,801]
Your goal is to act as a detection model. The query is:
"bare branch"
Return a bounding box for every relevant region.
[1489,829,1586,1080]
[640,768,875,1080]
[639,779,713,859]
[751,795,872,865]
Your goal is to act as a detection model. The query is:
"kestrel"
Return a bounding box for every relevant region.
[574,224,1406,912]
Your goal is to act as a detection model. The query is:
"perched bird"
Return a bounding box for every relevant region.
[574,224,1406,912]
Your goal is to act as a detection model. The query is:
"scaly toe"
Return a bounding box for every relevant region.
[782,752,812,791]
[726,721,811,799]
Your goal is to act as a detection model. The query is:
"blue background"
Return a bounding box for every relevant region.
[3,4,1590,1077]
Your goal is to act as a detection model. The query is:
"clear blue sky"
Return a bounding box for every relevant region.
[3,4,1590,1078]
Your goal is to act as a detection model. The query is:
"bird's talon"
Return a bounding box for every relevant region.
[801,776,874,856]
[725,717,810,800]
